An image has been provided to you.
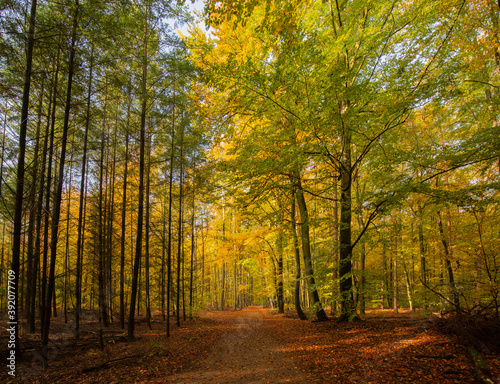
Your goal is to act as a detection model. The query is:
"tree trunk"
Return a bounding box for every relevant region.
[276,207,285,314]
[355,184,366,316]
[402,252,414,312]
[189,185,195,317]
[25,75,44,333]
[291,189,307,320]
[418,206,427,311]
[76,43,93,337]
[106,123,117,324]
[166,87,176,337]
[41,31,62,336]
[119,88,130,329]
[63,165,73,324]
[98,82,109,328]
[393,212,399,314]
[145,131,152,329]
[294,178,328,321]
[41,1,79,365]
[438,211,460,309]
[177,126,184,326]
[128,0,148,341]
[201,223,205,307]
[11,0,38,358]
[220,262,226,310]
[161,198,167,320]
[381,241,387,309]
[331,180,339,316]
[338,125,358,322]
[31,81,52,333]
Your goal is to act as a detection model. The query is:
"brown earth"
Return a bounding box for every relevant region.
[1,306,498,383]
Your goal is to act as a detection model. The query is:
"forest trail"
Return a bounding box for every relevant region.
[5,307,499,383]
[164,306,307,383]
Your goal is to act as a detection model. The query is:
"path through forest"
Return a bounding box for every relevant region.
[164,306,307,383]
[4,306,499,383]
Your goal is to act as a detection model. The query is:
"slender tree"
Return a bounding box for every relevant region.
[42,0,80,365]
[128,0,149,341]
[11,0,38,358]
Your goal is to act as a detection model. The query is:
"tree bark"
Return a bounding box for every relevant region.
[294,177,328,321]
[42,1,79,365]
[438,211,460,309]
[331,180,339,316]
[145,131,152,329]
[338,124,358,322]
[177,125,184,326]
[355,182,366,316]
[418,206,427,311]
[119,85,130,329]
[393,212,399,314]
[75,43,93,337]
[128,0,148,341]
[189,183,195,317]
[41,31,62,336]
[166,84,176,337]
[98,81,109,328]
[291,189,307,320]
[25,76,44,333]
[11,0,38,358]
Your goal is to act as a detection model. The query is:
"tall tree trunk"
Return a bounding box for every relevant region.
[291,189,307,320]
[402,251,415,313]
[438,211,460,309]
[31,81,52,333]
[166,95,176,337]
[106,123,117,324]
[0,100,7,203]
[331,180,339,316]
[220,262,226,310]
[63,165,73,324]
[161,197,167,320]
[177,126,184,326]
[41,1,79,365]
[128,0,148,341]
[119,94,130,329]
[393,212,399,314]
[25,76,44,332]
[338,124,358,322]
[276,205,285,314]
[418,206,427,311]
[189,184,195,318]
[294,177,328,321]
[0,224,5,311]
[381,240,387,309]
[233,259,238,310]
[98,82,109,328]
[355,182,366,315]
[11,0,38,358]
[41,31,61,337]
[201,223,205,307]
[145,131,152,329]
[75,44,93,337]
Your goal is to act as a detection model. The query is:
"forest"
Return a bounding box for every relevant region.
[1,0,500,382]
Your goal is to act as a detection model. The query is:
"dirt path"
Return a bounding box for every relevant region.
[4,307,498,383]
[164,306,307,384]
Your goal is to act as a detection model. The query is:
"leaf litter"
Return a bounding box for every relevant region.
[2,307,498,383]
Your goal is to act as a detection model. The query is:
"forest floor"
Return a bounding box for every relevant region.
[1,306,499,383]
